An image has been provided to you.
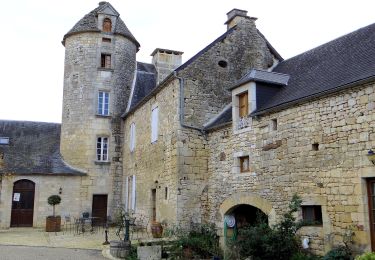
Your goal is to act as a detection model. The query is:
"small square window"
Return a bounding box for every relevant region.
[312,143,319,151]
[302,205,322,225]
[271,119,277,131]
[102,37,111,43]
[101,54,111,68]
[239,156,250,173]
[0,137,9,145]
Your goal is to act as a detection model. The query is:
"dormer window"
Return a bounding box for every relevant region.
[237,92,250,130]
[103,18,112,32]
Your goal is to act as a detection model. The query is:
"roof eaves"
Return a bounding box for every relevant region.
[122,73,176,118]
[252,75,375,116]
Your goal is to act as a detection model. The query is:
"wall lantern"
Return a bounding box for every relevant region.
[59,187,63,194]
[367,150,375,165]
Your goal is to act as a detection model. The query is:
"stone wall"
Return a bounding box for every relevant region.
[123,79,181,224]
[0,175,81,228]
[61,31,136,217]
[205,82,375,255]
[178,18,276,128]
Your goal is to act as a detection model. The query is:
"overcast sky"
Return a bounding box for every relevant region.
[1,0,374,123]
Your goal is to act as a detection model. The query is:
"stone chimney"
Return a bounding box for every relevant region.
[151,48,183,84]
[225,9,256,30]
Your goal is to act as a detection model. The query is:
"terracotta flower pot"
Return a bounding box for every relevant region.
[46,216,61,232]
[151,221,163,238]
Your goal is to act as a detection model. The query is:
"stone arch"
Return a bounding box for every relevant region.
[219,193,276,225]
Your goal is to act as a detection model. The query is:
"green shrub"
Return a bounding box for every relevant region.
[355,252,375,260]
[323,246,353,260]
[227,194,303,260]
[168,223,222,259]
[47,195,61,217]
[291,252,322,260]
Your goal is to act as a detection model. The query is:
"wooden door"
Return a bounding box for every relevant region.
[11,180,35,227]
[152,189,156,222]
[368,179,375,250]
[92,194,107,225]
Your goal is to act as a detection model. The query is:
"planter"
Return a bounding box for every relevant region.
[110,240,131,258]
[46,216,61,232]
[151,221,163,238]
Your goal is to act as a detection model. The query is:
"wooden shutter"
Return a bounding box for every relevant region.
[238,92,248,117]
[105,55,111,68]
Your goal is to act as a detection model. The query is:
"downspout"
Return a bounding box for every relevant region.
[175,72,207,136]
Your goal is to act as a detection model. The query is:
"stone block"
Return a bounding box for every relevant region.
[137,245,162,260]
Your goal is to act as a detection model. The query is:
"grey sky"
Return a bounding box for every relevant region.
[0,0,374,123]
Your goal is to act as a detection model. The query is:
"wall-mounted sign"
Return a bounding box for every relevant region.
[13,193,20,202]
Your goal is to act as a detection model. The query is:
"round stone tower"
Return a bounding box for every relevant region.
[60,2,139,216]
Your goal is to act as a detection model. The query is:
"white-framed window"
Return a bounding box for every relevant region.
[151,106,159,142]
[0,137,9,145]
[98,91,110,116]
[96,137,109,161]
[129,122,136,152]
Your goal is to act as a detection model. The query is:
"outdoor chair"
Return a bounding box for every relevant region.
[62,215,72,234]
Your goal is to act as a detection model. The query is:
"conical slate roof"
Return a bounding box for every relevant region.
[62,2,140,49]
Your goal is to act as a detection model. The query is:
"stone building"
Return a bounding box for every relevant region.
[1,1,375,255]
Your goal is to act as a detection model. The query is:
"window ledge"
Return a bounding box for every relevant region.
[233,127,251,135]
[96,114,112,119]
[94,161,111,165]
[97,67,114,72]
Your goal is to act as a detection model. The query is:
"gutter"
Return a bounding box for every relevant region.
[175,72,206,136]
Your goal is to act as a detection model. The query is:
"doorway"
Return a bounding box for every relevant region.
[152,189,156,222]
[367,179,375,250]
[10,180,35,227]
[92,194,107,226]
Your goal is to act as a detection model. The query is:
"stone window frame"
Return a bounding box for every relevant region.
[96,136,109,162]
[100,53,112,69]
[232,82,256,134]
[97,90,110,116]
[232,151,252,175]
[299,196,328,229]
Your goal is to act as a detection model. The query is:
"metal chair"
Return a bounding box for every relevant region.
[62,215,72,234]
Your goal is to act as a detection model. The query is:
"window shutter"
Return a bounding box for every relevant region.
[124,176,129,211]
[130,123,136,151]
[239,92,248,117]
[151,107,159,142]
[105,55,111,68]
[131,175,136,210]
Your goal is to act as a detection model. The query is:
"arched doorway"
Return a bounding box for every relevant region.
[224,204,268,241]
[10,180,35,227]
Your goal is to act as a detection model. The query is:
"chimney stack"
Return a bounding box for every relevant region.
[151,48,183,84]
[225,9,256,30]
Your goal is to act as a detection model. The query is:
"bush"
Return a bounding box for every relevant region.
[227,194,304,260]
[355,252,375,260]
[168,223,222,259]
[291,251,322,260]
[47,195,61,217]
[323,246,353,260]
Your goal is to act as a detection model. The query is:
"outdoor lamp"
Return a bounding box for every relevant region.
[367,150,375,165]
[59,187,63,194]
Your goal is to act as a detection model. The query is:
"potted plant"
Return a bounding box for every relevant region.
[46,195,62,232]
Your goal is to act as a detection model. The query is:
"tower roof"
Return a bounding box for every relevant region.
[62,2,140,49]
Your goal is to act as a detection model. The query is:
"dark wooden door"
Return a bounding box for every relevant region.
[92,195,107,225]
[11,180,35,227]
[367,178,375,250]
[152,189,156,222]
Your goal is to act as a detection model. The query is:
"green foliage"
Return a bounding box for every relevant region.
[47,195,61,217]
[323,246,353,260]
[355,252,375,260]
[124,246,137,260]
[47,195,61,206]
[168,223,222,259]
[227,194,305,260]
[291,251,322,260]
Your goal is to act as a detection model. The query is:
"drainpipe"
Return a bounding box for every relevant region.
[175,72,207,136]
